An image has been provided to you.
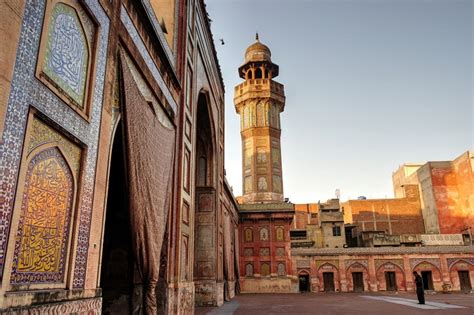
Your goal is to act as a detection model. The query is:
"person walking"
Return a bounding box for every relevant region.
[413,271,425,304]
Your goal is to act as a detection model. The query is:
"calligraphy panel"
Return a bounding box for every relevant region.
[11,147,74,283]
[43,3,90,108]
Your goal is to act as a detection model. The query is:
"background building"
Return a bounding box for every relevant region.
[393,151,474,235]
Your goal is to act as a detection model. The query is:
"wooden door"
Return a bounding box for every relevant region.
[352,272,364,292]
[458,271,472,291]
[323,272,335,292]
[385,272,397,291]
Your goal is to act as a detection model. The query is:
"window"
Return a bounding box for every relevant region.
[290,230,307,240]
[333,226,341,236]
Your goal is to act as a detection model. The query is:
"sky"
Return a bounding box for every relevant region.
[205,0,473,203]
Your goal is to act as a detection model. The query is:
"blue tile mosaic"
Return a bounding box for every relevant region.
[0,0,109,289]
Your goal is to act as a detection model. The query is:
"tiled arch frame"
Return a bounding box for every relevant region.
[10,143,77,288]
[375,262,406,291]
[345,262,369,292]
[317,262,340,292]
[35,0,98,118]
[0,0,109,289]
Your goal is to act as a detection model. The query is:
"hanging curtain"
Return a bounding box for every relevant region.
[234,228,241,295]
[120,52,176,314]
[223,214,231,301]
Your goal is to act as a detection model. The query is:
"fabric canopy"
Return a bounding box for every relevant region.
[120,52,176,314]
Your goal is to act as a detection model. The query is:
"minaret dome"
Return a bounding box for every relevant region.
[239,35,279,79]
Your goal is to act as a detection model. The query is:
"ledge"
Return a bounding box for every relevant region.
[291,245,474,256]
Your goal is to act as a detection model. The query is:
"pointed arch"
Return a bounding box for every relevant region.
[11,145,75,284]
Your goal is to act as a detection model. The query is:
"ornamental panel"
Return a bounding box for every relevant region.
[11,147,74,283]
[43,3,90,108]
[275,226,284,241]
[410,258,440,270]
[375,259,404,271]
[447,258,474,269]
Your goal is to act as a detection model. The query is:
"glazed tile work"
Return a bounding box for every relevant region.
[43,3,89,108]
[0,0,109,289]
[10,147,74,284]
[120,5,178,114]
[28,116,82,175]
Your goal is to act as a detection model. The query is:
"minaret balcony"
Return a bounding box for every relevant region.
[234,79,285,107]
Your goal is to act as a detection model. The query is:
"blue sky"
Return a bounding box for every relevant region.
[206,0,473,203]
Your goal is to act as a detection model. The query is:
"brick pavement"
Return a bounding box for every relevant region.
[195,292,474,315]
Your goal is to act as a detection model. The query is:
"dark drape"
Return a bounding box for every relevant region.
[234,229,241,295]
[120,53,176,314]
[223,217,231,301]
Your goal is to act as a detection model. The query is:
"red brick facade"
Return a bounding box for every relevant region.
[342,185,425,235]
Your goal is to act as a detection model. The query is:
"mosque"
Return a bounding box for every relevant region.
[0,0,472,314]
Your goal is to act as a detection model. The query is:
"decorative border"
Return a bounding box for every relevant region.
[120,5,177,114]
[447,258,474,270]
[345,260,368,270]
[0,0,109,288]
[375,259,404,271]
[410,258,441,270]
[10,147,74,284]
[316,261,339,271]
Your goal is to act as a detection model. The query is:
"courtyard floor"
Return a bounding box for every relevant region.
[195,292,474,315]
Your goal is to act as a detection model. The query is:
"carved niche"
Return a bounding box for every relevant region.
[259,227,269,241]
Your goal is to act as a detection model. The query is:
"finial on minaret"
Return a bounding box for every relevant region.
[256,32,259,41]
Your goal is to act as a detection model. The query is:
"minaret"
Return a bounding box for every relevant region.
[234,34,286,204]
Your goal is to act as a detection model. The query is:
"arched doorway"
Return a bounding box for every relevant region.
[449,259,474,291]
[346,262,369,292]
[299,271,310,292]
[376,262,405,291]
[100,122,134,314]
[194,93,218,305]
[413,261,442,291]
[317,263,339,292]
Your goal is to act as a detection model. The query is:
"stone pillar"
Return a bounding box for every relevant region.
[439,254,452,291]
[368,256,377,292]
[338,257,347,292]
[403,255,414,291]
